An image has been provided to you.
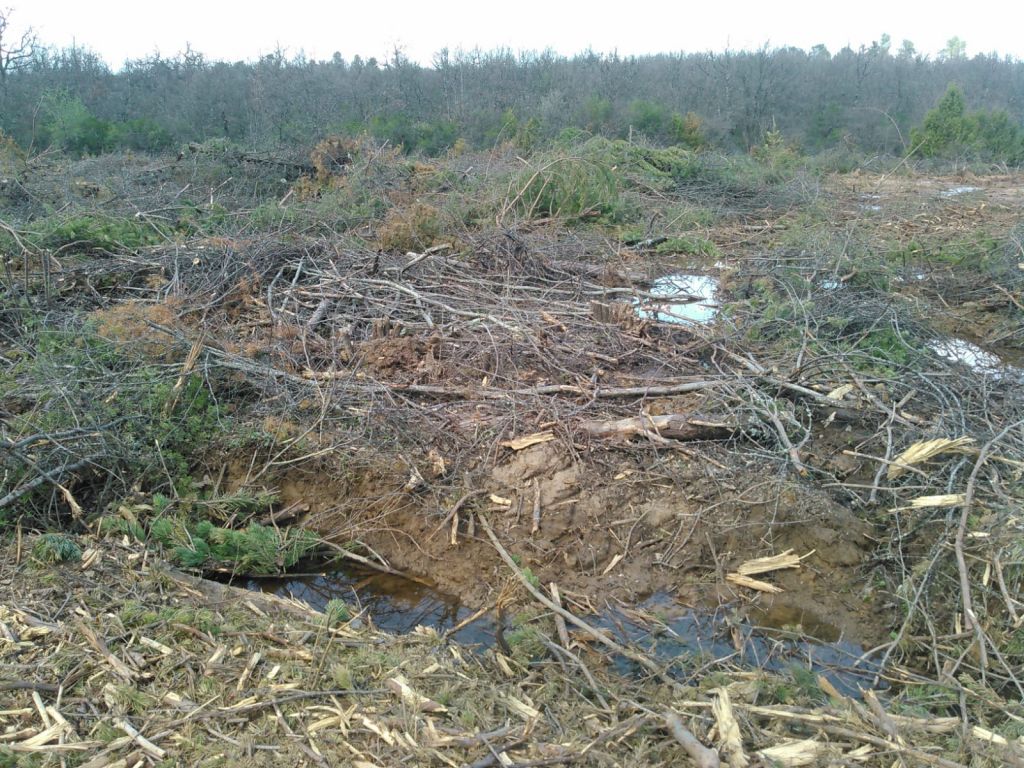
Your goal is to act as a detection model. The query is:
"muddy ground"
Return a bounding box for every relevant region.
[189,170,1024,651]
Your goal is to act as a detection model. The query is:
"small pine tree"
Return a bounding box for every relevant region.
[912,84,969,156]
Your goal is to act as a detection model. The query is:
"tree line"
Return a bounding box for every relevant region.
[1,13,1023,161]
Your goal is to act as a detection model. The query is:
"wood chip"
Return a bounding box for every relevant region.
[500,431,556,451]
[756,738,825,766]
[140,636,173,655]
[826,384,854,401]
[735,549,806,576]
[601,553,624,575]
[909,494,965,508]
[726,573,783,594]
[385,674,447,713]
[502,694,540,721]
[236,651,262,691]
[114,718,166,760]
[971,726,1008,746]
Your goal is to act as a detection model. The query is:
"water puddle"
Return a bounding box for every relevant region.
[237,568,491,646]
[242,567,883,698]
[635,274,719,325]
[929,337,1021,378]
[940,186,982,197]
[859,204,882,212]
[593,594,882,698]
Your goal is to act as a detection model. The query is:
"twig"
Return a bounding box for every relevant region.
[477,513,676,686]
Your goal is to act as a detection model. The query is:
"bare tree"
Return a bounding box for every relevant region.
[0,8,36,86]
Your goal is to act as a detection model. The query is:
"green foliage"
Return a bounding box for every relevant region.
[852,327,913,372]
[324,598,351,626]
[32,533,82,563]
[40,91,173,156]
[628,99,670,140]
[911,84,1024,162]
[154,517,318,575]
[669,112,707,150]
[655,236,719,257]
[111,118,175,151]
[366,113,458,155]
[5,325,223,517]
[584,96,614,132]
[512,154,620,220]
[204,489,279,515]
[505,615,547,663]
[96,516,147,541]
[751,129,802,181]
[911,85,969,157]
[30,213,167,253]
[42,90,114,155]
[806,103,847,150]
[521,567,540,588]
[970,110,1024,163]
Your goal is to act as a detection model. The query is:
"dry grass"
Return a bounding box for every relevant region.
[4,532,1021,767]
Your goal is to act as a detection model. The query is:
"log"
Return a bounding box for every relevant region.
[580,414,741,441]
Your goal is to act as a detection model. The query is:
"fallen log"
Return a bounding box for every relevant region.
[580,414,742,441]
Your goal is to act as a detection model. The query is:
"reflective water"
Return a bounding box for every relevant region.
[635,274,720,325]
[241,567,884,698]
[930,337,1022,379]
[236,568,491,646]
[592,594,882,698]
[941,186,982,197]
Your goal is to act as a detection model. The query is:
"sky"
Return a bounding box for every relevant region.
[4,0,1019,68]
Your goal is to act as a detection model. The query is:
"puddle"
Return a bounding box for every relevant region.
[242,568,884,698]
[593,593,883,698]
[940,186,982,197]
[236,567,492,646]
[929,337,1019,377]
[859,204,882,212]
[635,274,719,325]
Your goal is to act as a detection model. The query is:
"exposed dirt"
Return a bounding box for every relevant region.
[219,420,888,647]
[195,171,1024,651]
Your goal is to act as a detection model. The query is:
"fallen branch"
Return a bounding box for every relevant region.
[580,414,740,441]
[477,512,676,686]
[664,711,720,768]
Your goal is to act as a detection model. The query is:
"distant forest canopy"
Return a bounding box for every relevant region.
[2,23,1023,161]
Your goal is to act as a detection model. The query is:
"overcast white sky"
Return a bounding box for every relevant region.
[5,0,1017,68]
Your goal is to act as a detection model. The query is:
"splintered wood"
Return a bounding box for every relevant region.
[887,437,976,479]
[726,549,811,594]
[500,430,555,451]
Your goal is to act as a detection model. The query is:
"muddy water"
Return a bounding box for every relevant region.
[236,568,492,646]
[241,566,884,698]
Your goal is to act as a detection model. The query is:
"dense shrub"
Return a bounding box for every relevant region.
[911,84,1024,163]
